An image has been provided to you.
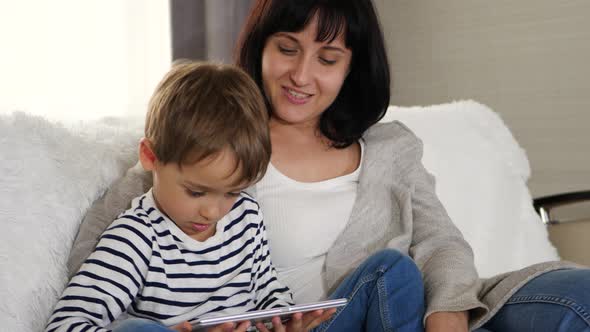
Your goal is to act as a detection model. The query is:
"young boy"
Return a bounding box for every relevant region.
[45,62,294,332]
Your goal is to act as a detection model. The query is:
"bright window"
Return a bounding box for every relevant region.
[0,0,171,121]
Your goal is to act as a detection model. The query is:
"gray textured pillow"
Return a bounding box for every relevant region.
[67,162,152,276]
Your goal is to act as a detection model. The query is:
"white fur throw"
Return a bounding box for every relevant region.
[0,112,142,332]
[382,100,560,277]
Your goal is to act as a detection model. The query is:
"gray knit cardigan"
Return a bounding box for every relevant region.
[67,121,577,330]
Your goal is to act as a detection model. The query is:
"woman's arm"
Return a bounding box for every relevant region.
[401,132,485,322]
[425,311,469,332]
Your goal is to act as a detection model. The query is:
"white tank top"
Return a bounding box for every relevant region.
[255,141,364,303]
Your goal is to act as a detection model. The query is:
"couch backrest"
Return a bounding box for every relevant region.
[0,101,560,331]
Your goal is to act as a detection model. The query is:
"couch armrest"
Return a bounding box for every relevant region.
[533,190,590,224]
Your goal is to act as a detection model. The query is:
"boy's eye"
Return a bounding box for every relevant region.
[226,192,241,198]
[185,189,204,198]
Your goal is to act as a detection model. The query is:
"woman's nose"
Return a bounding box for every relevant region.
[289,56,312,87]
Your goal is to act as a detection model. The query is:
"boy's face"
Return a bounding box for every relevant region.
[141,143,248,242]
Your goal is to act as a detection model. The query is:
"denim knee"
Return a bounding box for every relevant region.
[507,269,590,326]
[367,249,421,278]
[483,269,590,331]
[319,249,425,332]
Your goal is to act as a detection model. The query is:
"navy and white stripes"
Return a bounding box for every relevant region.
[46,190,293,332]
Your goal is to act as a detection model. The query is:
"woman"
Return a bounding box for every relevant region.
[239,2,590,331]
[69,0,590,331]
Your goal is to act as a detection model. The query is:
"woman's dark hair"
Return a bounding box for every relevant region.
[235,0,390,148]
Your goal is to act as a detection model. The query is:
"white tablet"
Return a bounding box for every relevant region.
[191,298,347,331]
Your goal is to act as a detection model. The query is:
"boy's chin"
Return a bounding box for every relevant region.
[186,223,217,241]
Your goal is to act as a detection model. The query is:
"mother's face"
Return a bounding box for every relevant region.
[261,15,352,128]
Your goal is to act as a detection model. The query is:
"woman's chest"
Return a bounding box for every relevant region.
[271,141,360,183]
[256,164,360,268]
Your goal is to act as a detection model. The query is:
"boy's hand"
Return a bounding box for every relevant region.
[255,309,336,332]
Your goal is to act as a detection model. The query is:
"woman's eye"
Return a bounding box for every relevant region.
[278,45,297,55]
[319,57,337,65]
[186,189,204,197]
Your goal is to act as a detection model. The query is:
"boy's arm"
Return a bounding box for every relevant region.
[45,215,153,332]
[249,207,294,310]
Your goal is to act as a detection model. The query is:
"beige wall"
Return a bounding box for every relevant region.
[373,0,590,220]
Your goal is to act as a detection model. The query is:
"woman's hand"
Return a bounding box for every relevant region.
[171,320,251,332]
[206,321,252,332]
[171,321,192,332]
[425,311,468,332]
[255,309,336,332]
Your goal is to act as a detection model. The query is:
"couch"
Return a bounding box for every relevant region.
[0,100,566,332]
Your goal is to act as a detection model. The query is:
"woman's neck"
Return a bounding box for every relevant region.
[269,117,330,149]
[268,116,361,182]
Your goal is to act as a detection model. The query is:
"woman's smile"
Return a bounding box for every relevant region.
[282,86,313,105]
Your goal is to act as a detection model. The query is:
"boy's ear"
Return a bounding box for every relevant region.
[139,138,158,171]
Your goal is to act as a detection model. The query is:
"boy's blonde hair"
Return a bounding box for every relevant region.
[145,61,270,185]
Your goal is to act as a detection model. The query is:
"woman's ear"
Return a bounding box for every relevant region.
[138,138,158,171]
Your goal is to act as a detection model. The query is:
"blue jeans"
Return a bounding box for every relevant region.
[111,261,590,332]
[315,249,425,332]
[475,268,590,332]
[111,249,424,332]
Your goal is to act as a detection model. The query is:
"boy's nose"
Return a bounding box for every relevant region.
[200,202,222,221]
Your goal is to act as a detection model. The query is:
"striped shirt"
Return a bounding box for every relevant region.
[46,189,293,332]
